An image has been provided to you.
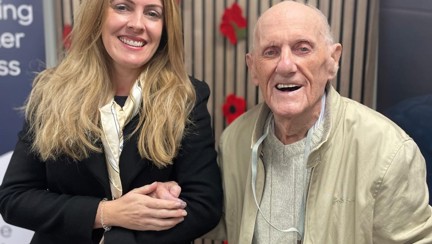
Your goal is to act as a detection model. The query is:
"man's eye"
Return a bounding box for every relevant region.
[263,49,278,57]
[294,43,312,54]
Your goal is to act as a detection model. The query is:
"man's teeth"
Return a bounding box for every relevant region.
[277,84,296,89]
[276,84,300,91]
[119,37,144,47]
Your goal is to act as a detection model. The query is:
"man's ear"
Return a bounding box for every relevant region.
[328,43,342,78]
[246,53,259,86]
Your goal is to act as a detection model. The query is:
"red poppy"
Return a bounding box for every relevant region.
[222,94,246,124]
[219,3,247,44]
[62,24,72,50]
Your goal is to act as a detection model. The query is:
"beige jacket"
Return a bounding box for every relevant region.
[209,86,432,244]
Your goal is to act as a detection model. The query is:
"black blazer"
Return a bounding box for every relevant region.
[0,78,222,244]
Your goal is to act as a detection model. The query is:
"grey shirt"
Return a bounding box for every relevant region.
[253,114,325,244]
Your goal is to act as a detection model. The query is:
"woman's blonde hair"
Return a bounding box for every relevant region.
[25,0,195,167]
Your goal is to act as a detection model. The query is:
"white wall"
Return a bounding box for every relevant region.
[0,152,33,244]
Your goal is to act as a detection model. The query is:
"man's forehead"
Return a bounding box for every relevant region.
[255,24,319,46]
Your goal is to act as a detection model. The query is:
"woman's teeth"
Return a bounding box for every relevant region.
[119,37,144,47]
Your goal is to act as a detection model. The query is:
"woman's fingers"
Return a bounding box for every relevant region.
[124,201,187,231]
[140,216,185,231]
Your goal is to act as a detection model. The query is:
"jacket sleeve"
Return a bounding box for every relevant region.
[373,139,432,243]
[0,124,101,243]
[172,78,223,240]
[116,78,223,244]
[202,132,230,241]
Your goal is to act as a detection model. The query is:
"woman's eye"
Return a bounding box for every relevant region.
[146,10,162,19]
[114,4,129,11]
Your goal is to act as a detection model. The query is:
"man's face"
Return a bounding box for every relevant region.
[247,3,341,122]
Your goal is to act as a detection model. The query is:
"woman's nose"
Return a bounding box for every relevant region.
[127,12,145,32]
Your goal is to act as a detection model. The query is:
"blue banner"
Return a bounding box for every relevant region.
[0,0,45,154]
[0,0,45,242]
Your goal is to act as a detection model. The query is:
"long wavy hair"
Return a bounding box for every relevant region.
[25,0,195,167]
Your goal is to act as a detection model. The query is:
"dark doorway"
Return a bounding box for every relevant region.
[378,0,432,203]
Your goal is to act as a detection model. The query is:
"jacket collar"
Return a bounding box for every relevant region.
[250,104,271,149]
[249,84,341,168]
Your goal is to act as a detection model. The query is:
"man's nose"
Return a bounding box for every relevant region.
[275,50,297,75]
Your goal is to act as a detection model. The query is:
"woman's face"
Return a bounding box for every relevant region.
[102,0,164,74]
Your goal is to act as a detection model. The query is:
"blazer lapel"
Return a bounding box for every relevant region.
[86,115,150,195]
[117,115,150,191]
[83,152,111,196]
[118,136,150,191]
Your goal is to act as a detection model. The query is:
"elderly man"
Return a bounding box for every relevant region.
[209,1,432,243]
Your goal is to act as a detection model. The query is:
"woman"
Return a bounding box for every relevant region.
[0,0,222,243]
